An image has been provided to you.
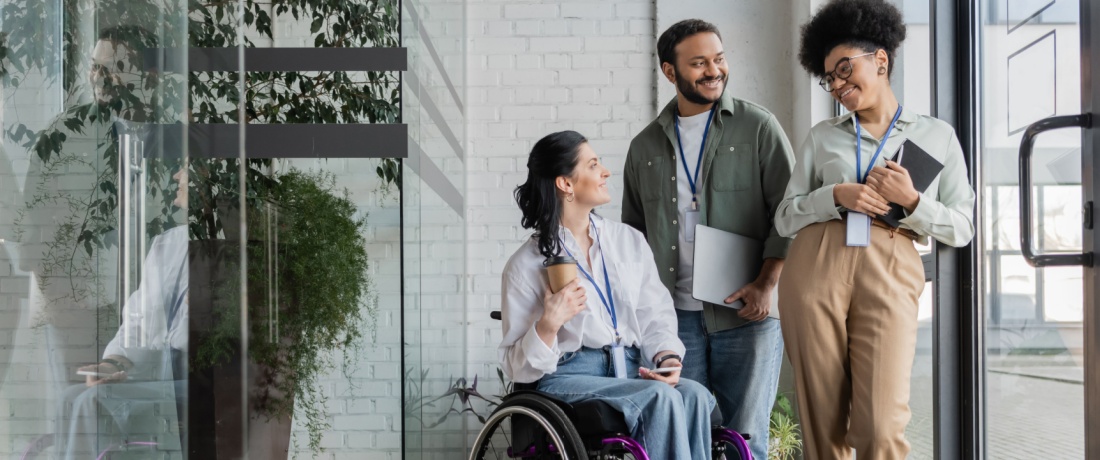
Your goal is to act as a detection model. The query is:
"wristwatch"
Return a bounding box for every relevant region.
[654,353,681,368]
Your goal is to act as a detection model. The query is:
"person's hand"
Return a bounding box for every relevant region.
[79,362,126,387]
[725,279,773,322]
[536,280,587,340]
[640,354,681,386]
[866,161,920,212]
[833,183,891,216]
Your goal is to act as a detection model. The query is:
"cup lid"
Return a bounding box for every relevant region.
[544,255,577,266]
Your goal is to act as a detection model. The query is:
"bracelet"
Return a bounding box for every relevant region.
[654,353,681,368]
[101,358,125,371]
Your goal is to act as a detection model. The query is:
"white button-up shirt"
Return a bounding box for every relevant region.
[499,215,686,384]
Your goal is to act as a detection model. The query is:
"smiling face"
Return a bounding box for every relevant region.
[563,142,611,208]
[172,167,188,209]
[823,45,891,112]
[663,32,728,106]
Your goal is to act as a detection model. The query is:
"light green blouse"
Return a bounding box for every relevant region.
[775,107,975,247]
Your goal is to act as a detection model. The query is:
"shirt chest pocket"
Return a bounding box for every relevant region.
[611,262,644,305]
[638,156,669,202]
[708,143,753,192]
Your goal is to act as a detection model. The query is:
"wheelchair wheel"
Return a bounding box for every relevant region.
[469,393,587,460]
[712,427,753,460]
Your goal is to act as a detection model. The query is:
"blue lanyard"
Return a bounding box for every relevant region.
[559,217,618,339]
[674,105,717,209]
[854,105,903,184]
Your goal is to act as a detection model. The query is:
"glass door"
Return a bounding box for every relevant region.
[978,0,1098,457]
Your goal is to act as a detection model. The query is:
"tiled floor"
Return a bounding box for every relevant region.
[905,357,1084,460]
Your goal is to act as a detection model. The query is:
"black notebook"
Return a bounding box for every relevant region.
[879,139,944,228]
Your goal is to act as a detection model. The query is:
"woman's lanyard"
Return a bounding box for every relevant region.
[846,105,903,247]
[674,105,717,210]
[559,217,620,342]
[853,105,903,184]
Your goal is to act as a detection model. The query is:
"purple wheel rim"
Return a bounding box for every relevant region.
[713,428,753,460]
[602,435,649,460]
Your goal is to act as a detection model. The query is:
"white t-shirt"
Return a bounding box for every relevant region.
[673,111,711,311]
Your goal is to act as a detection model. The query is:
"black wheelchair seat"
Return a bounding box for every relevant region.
[505,389,630,438]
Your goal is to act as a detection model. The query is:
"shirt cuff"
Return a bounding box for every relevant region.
[763,236,792,260]
[899,192,934,230]
[643,338,686,367]
[809,184,842,220]
[521,322,560,373]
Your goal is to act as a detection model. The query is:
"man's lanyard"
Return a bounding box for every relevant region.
[559,216,619,341]
[854,105,903,184]
[674,104,717,210]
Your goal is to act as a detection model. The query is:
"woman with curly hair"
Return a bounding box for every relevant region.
[775,0,975,458]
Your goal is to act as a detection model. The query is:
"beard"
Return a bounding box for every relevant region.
[674,68,727,105]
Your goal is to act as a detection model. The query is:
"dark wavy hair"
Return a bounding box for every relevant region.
[657,19,722,67]
[798,0,906,78]
[514,131,588,259]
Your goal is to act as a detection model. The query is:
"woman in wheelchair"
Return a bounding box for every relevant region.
[497,130,716,459]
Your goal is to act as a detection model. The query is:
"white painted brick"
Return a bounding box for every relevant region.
[486,55,514,69]
[562,2,615,18]
[503,4,558,19]
[515,55,541,69]
[558,105,611,121]
[514,88,542,104]
[468,4,502,20]
[485,20,514,36]
[542,20,569,36]
[600,20,628,36]
[559,70,611,86]
[584,36,639,52]
[530,37,582,53]
[629,19,653,36]
[470,37,527,54]
[618,2,653,18]
[502,70,555,86]
[500,105,553,120]
[570,19,599,35]
[544,88,570,104]
[544,54,571,69]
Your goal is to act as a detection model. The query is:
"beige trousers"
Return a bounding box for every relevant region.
[778,220,925,459]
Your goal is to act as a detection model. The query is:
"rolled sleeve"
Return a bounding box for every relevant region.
[897,129,975,247]
[499,271,560,383]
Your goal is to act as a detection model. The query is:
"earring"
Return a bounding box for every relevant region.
[566,191,575,203]
[878,67,887,75]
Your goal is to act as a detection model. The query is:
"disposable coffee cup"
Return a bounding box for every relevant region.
[544,256,578,294]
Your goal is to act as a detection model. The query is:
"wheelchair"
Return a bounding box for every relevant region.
[471,311,753,460]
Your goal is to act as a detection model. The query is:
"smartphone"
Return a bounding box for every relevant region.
[77,370,117,378]
[640,367,681,375]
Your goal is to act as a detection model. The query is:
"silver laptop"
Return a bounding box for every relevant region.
[692,225,779,316]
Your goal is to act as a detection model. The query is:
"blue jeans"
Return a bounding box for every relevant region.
[537,346,715,460]
[677,310,783,460]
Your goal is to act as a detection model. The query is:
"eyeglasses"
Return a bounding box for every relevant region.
[818,52,875,92]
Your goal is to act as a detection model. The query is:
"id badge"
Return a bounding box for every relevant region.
[846,212,872,247]
[684,210,700,243]
[611,342,627,379]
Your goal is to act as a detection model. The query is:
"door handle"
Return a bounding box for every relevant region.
[1018,114,1094,267]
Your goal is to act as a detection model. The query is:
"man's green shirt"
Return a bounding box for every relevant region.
[622,91,795,332]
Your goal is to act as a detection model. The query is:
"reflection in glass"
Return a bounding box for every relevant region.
[981,0,1085,456]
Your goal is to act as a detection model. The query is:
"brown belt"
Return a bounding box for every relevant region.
[840,213,920,241]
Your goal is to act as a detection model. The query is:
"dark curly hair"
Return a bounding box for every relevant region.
[657,19,722,67]
[798,0,906,78]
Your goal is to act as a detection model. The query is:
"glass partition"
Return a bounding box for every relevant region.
[979,0,1085,457]
[1,0,411,458]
